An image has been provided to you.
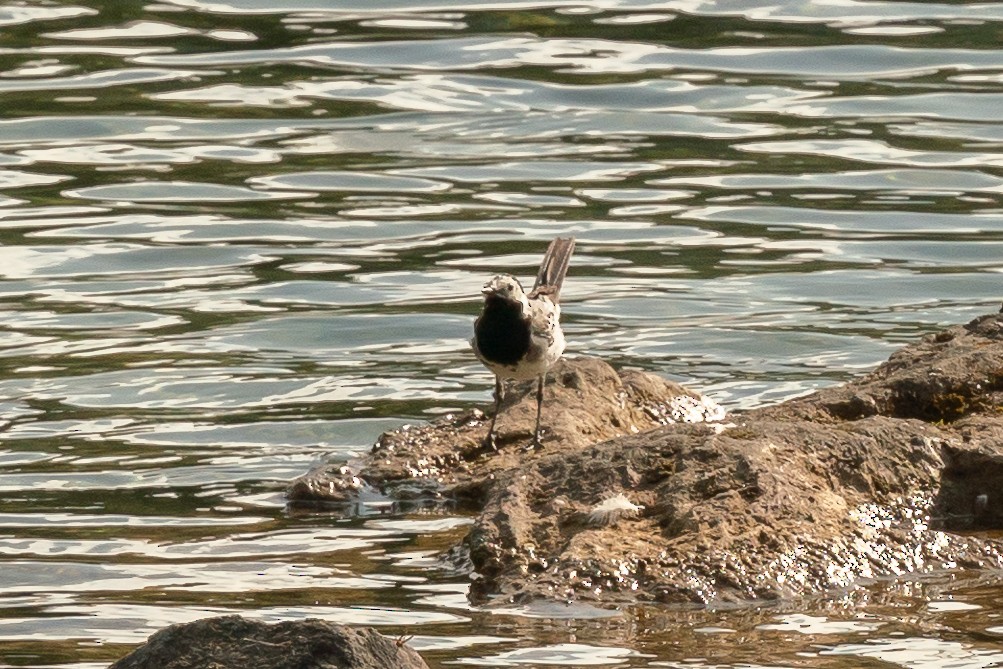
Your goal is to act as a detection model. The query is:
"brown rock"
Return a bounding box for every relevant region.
[108,616,428,669]
[288,312,1003,606]
[288,356,723,505]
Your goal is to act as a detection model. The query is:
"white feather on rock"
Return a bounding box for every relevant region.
[587,493,643,527]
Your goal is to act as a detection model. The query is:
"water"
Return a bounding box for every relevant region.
[1,0,1002,666]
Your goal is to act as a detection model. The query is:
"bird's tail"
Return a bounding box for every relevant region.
[532,237,575,302]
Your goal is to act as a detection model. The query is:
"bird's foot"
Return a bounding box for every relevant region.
[527,430,544,451]
[481,431,499,452]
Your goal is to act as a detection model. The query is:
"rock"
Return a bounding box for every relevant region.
[465,416,977,605]
[108,615,428,669]
[289,312,1003,606]
[755,311,1003,424]
[288,356,724,506]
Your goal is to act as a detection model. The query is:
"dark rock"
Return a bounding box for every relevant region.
[288,312,1003,607]
[108,615,428,669]
[936,435,1003,531]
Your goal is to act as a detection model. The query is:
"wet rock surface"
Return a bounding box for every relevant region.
[290,312,1003,606]
[108,615,428,669]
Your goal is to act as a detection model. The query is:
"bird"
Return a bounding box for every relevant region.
[471,237,575,449]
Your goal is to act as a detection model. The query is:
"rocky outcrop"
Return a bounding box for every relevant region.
[289,311,1003,606]
[288,356,724,506]
[108,616,428,669]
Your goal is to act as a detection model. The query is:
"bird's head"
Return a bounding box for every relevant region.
[482,275,527,305]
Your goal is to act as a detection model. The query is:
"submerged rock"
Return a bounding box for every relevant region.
[290,312,1003,606]
[109,615,428,669]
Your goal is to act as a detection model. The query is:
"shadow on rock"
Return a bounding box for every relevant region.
[289,312,1003,607]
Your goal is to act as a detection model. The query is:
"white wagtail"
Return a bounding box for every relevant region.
[471,237,576,449]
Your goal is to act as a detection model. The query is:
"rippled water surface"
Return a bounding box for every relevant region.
[2,0,1003,667]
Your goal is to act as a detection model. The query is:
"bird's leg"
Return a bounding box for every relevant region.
[529,374,545,450]
[483,376,503,450]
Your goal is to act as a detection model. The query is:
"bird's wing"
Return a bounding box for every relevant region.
[528,298,559,343]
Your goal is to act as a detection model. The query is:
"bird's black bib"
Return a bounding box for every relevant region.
[474,295,531,366]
